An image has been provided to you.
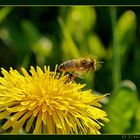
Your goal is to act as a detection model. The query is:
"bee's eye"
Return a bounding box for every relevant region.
[58,65,63,70]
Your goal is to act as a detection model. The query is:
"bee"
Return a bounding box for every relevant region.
[58,57,102,80]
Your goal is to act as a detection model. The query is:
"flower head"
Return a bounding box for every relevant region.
[0,65,109,134]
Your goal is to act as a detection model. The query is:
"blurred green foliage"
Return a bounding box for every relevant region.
[104,80,138,133]
[0,6,140,134]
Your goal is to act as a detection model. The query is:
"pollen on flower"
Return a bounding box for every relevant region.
[0,65,109,134]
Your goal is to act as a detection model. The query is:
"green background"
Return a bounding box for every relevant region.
[0,6,140,134]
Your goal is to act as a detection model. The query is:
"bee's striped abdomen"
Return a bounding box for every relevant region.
[58,59,79,72]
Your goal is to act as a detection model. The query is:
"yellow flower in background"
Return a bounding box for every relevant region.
[0,65,109,134]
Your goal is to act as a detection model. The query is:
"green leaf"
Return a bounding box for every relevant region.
[108,10,136,65]
[0,25,33,68]
[88,33,106,59]
[0,7,13,23]
[0,26,28,50]
[21,20,40,43]
[104,80,138,133]
[65,7,97,53]
[66,6,96,35]
[117,10,136,46]
[22,20,53,66]
[132,103,140,133]
[58,17,80,59]
[117,10,136,64]
[33,37,53,66]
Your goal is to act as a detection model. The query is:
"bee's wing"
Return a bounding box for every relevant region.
[78,53,98,60]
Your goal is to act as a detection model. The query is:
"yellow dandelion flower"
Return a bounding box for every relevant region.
[0,65,109,134]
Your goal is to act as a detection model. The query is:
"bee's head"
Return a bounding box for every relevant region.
[58,64,63,71]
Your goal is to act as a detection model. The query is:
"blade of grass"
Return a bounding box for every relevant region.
[110,7,121,93]
[58,17,80,59]
[0,7,13,23]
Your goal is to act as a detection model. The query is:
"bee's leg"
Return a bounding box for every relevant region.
[86,67,90,73]
[65,72,76,83]
[71,72,76,80]
[69,72,76,80]
[91,65,96,71]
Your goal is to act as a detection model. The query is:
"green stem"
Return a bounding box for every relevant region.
[110,7,121,92]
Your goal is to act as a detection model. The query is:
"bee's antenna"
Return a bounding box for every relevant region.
[98,61,104,64]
